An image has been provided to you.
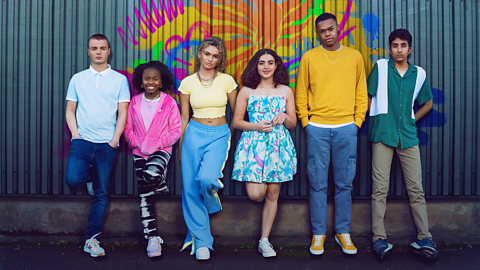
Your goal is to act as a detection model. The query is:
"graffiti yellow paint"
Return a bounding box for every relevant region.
[118,0,386,97]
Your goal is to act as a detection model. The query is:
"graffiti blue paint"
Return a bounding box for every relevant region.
[347,32,355,45]
[362,13,380,43]
[362,13,381,63]
[416,88,447,145]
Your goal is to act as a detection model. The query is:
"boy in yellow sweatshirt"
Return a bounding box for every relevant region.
[295,13,368,256]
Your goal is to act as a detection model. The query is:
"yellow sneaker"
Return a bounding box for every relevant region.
[335,233,357,254]
[310,235,326,255]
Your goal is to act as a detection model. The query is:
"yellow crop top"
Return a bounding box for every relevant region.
[178,73,238,119]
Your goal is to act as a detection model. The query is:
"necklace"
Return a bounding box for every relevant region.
[322,45,341,63]
[258,86,274,96]
[197,72,217,88]
[144,92,160,109]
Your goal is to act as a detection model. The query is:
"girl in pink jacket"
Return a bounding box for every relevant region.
[124,61,181,258]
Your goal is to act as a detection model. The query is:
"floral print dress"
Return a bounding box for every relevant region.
[232,88,297,183]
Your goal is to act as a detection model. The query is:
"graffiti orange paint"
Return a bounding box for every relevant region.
[117,0,386,96]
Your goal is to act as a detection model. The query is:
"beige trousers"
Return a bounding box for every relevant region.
[371,142,432,242]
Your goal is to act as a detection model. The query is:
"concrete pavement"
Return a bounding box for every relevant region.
[1,240,478,270]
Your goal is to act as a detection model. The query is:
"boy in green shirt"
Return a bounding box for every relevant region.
[367,29,437,261]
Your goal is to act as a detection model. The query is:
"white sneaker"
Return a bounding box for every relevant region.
[196,247,210,260]
[86,182,94,196]
[84,233,105,257]
[147,236,164,257]
[258,238,276,257]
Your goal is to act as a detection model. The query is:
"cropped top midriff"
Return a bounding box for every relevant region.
[178,73,238,119]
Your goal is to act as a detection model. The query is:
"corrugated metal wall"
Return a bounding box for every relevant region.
[1,0,478,199]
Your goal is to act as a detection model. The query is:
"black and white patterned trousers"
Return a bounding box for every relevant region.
[133,150,170,239]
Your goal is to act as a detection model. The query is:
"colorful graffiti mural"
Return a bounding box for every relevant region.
[114,0,447,146]
[57,0,445,157]
[116,0,386,98]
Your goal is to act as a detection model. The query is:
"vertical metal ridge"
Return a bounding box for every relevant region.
[5,0,15,194]
[0,0,478,199]
[476,0,480,196]
[0,0,4,195]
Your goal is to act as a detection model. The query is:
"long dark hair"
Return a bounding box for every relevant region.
[241,49,289,89]
[131,61,175,92]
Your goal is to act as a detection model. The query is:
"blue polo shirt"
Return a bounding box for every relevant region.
[66,65,130,143]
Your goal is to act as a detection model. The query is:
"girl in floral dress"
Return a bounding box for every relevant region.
[232,49,297,258]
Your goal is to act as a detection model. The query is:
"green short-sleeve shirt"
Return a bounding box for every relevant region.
[367,60,433,149]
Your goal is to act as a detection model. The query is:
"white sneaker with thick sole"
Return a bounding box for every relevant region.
[196,247,210,260]
[258,238,276,258]
[147,236,164,257]
[84,232,105,257]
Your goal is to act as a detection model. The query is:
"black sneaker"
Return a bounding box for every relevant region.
[410,238,438,260]
[373,239,393,261]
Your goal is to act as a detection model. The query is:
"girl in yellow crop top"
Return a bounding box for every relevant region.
[178,36,238,160]
[177,36,238,260]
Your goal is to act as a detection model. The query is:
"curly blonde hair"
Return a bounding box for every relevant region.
[194,36,227,73]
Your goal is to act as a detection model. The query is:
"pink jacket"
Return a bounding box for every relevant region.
[124,92,181,159]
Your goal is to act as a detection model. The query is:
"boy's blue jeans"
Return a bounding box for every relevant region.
[305,123,358,235]
[65,139,117,239]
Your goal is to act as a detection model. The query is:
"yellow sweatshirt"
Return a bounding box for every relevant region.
[295,45,368,128]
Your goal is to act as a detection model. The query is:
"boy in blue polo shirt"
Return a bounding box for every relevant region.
[367,29,437,261]
[65,34,130,257]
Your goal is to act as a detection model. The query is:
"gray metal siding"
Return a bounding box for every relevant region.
[1,0,478,199]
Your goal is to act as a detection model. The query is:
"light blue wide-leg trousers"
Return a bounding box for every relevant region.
[180,120,231,254]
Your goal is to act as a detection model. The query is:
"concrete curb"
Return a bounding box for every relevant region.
[2,235,480,248]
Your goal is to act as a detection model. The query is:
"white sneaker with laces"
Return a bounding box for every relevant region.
[196,247,210,260]
[84,232,105,257]
[147,236,164,257]
[258,238,276,258]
